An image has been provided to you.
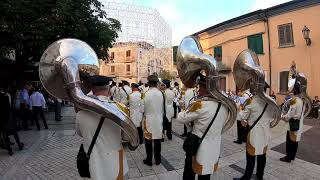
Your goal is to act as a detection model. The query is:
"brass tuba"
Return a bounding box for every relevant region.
[39,38,139,149]
[233,49,281,127]
[176,36,237,133]
[281,69,312,118]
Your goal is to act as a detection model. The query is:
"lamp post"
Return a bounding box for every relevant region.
[302,25,311,46]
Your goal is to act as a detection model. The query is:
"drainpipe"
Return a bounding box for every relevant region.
[265,12,272,94]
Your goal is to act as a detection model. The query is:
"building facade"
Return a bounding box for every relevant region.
[100,42,174,83]
[193,0,320,103]
[102,1,172,48]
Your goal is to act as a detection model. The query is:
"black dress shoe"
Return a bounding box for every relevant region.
[143,159,152,166]
[180,133,188,137]
[155,160,161,165]
[280,157,291,163]
[233,140,242,144]
[8,151,13,156]
[19,143,24,150]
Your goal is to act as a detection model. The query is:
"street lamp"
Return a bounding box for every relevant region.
[302,25,311,46]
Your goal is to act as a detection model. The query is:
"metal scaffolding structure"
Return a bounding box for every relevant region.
[102,0,172,48]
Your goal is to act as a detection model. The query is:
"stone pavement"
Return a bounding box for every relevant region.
[1,106,320,180]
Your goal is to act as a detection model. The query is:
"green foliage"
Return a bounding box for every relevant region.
[0,0,120,62]
[159,70,174,80]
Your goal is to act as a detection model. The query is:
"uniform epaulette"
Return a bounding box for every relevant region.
[243,97,252,106]
[189,101,202,112]
[115,102,129,116]
[290,97,297,105]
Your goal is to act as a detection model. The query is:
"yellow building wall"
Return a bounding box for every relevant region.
[197,4,320,103]
[198,21,271,94]
[268,5,320,102]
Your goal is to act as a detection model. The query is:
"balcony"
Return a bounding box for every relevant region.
[216,61,231,73]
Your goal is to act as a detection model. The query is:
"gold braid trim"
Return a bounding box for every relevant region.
[141,93,145,99]
[290,97,297,105]
[188,101,202,112]
[115,102,129,116]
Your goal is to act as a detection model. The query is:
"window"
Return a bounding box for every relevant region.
[219,77,226,92]
[110,52,114,60]
[110,66,115,73]
[278,23,294,47]
[247,34,264,54]
[126,64,130,72]
[279,71,289,93]
[126,50,131,57]
[214,46,222,61]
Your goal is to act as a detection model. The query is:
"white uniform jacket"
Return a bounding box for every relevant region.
[283,96,304,142]
[110,86,117,99]
[129,91,143,127]
[75,96,128,180]
[164,88,175,122]
[141,87,164,140]
[184,88,195,109]
[240,95,273,156]
[113,87,121,103]
[173,87,181,107]
[118,85,132,106]
[177,100,228,175]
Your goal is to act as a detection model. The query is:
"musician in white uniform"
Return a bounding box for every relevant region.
[129,83,143,144]
[140,75,163,166]
[234,90,252,144]
[177,75,228,180]
[76,75,128,180]
[181,87,196,136]
[280,82,304,163]
[162,79,175,140]
[110,81,117,101]
[118,81,132,106]
[235,88,273,180]
[173,82,181,118]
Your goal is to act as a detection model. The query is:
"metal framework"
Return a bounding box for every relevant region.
[102,0,172,48]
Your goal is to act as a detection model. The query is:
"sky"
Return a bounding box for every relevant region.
[104,0,291,46]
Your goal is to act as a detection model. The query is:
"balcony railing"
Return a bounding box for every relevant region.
[216,61,231,71]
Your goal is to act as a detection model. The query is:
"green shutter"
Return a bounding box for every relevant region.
[214,46,222,59]
[248,34,263,54]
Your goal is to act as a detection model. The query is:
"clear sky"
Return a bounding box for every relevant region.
[104,0,291,46]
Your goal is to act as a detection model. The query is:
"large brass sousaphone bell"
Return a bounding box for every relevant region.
[177,36,237,133]
[233,49,281,128]
[39,39,139,149]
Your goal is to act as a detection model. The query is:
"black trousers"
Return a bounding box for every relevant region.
[286,131,299,160]
[183,153,211,180]
[236,121,247,142]
[166,122,172,140]
[1,129,22,154]
[32,106,48,130]
[242,152,266,180]
[137,127,144,144]
[144,138,161,163]
[20,103,29,130]
[173,102,181,118]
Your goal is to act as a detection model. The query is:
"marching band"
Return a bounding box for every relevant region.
[38,37,312,180]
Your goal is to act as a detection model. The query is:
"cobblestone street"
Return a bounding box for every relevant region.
[1,106,320,180]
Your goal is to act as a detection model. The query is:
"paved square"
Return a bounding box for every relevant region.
[1,106,320,180]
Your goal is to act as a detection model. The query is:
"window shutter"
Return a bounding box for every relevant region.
[285,24,292,45]
[214,46,222,58]
[279,71,289,93]
[278,25,286,46]
[256,34,263,54]
[248,34,263,54]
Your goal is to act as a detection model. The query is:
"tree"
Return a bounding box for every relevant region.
[159,70,174,80]
[0,0,120,64]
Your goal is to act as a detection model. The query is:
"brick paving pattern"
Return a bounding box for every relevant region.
[1,106,320,180]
